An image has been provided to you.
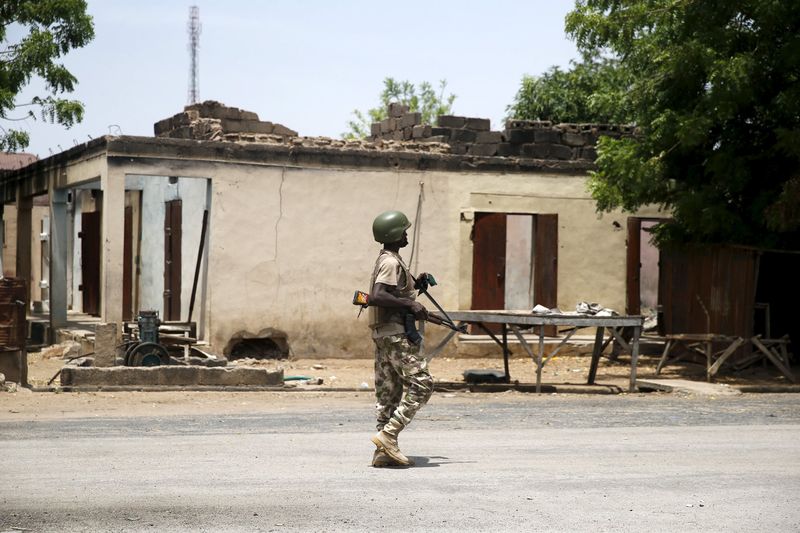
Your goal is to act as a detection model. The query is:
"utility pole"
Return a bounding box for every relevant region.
[187,5,201,104]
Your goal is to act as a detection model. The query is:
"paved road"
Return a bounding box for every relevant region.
[2,393,799,532]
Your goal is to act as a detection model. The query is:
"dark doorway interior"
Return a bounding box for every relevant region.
[80,211,101,316]
[164,199,182,321]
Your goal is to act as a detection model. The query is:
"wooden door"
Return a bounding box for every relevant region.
[123,206,133,321]
[471,212,506,311]
[163,200,182,321]
[534,214,558,335]
[626,217,642,315]
[80,211,101,316]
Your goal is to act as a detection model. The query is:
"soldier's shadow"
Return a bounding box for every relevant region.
[408,456,476,468]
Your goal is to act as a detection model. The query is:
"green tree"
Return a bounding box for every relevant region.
[344,78,456,139]
[0,0,95,152]
[566,0,800,249]
[507,53,633,124]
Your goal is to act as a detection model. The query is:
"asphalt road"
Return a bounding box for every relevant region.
[2,393,799,532]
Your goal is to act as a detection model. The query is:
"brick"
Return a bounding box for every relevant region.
[400,112,421,128]
[476,131,503,144]
[388,102,409,117]
[412,124,431,138]
[451,129,477,143]
[468,144,498,156]
[464,117,491,131]
[534,129,562,143]
[506,129,537,143]
[437,115,466,128]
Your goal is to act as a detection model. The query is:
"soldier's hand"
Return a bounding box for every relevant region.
[410,301,428,320]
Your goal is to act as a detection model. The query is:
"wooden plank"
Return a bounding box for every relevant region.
[752,336,796,383]
[626,217,642,315]
[655,339,673,375]
[708,337,746,377]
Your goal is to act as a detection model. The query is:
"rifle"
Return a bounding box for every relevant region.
[352,273,466,345]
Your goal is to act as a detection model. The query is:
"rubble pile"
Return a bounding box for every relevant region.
[154,101,298,141]
[369,103,636,161]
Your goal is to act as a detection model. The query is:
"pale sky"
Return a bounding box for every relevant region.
[10,1,580,158]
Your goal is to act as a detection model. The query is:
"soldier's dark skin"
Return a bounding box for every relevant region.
[369,230,429,321]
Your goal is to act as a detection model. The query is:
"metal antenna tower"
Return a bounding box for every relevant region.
[187,6,201,104]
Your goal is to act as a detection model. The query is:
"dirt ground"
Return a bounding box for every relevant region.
[2,347,792,422]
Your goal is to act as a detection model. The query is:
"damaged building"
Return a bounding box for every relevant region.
[1,100,684,365]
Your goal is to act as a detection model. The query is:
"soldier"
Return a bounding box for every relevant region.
[368,210,434,467]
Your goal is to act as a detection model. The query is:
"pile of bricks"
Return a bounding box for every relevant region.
[368,104,635,161]
[154,101,297,141]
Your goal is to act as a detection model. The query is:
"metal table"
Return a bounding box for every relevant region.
[426,310,644,392]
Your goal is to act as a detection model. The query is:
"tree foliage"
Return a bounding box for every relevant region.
[0,0,94,152]
[344,78,456,139]
[566,0,800,249]
[507,53,634,124]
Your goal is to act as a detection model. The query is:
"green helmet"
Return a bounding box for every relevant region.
[372,210,411,243]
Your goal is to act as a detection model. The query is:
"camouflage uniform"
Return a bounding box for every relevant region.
[369,250,434,437]
[374,334,434,435]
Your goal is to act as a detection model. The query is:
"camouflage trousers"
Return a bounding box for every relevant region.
[373,334,434,436]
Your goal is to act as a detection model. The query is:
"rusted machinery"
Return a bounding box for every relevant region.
[124,310,170,366]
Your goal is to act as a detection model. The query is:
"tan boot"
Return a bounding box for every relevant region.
[371,448,415,467]
[371,430,410,466]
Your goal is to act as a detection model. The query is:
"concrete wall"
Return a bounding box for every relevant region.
[200,163,660,358]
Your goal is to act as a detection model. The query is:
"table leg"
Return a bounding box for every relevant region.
[705,341,713,382]
[536,328,544,393]
[629,325,641,393]
[502,324,511,383]
[655,340,673,375]
[587,326,605,384]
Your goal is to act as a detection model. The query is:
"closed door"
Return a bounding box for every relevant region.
[80,211,101,316]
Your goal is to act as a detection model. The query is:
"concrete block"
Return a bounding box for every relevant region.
[468,144,498,156]
[476,131,503,144]
[521,143,574,160]
[465,117,491,131]
[451,129,477,143]
[60,366,284,387]
[402,127,413,140]
[272,124,298,137]
[562,132,588,147]
[154,117,173,136]
[431,127,452,137]
[392,130,404,141]
[400,112,421,128]
[579,147,598,161]
[371,123,381,137]
[506,119,551,130]
[506,129,537,143]
[388,103,409,117]
[222,119,275,134]
[495,143,520,157]
[412,124,432,138]
[449,143,469,155]
[417,135,449,143]
[534,129,563,143]
[167,126,193,139]
[437,115,466,128]
[94,323,117,367]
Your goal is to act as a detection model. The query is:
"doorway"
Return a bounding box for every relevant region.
[626,217,662,327]
[471,212,558,333]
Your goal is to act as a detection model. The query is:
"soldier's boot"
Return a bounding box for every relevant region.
[371,448,415,467]
[371,430,411,466]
